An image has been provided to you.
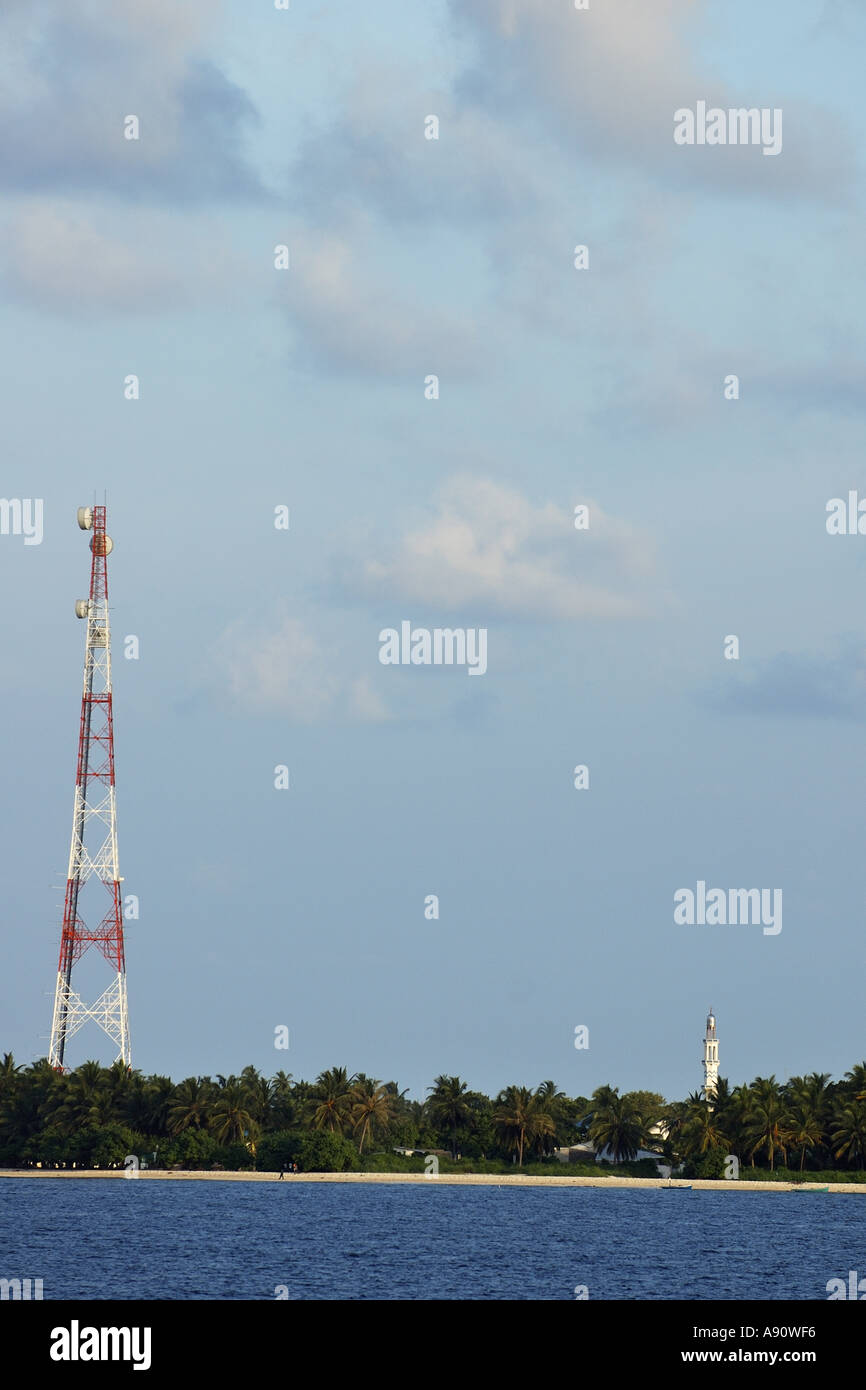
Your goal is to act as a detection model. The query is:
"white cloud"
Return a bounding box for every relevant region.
[290,74,552,229]
[215,613,392,724]
[453,0,850,199]
[344,476,657,620]
[282,226,479,376]
[347,675,391,723]
[0,205,182,312]
[0,0,264,201]
[0,201,247,315]
[217,615,338,722]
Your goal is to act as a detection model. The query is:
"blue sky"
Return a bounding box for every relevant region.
[1,0,865,1102]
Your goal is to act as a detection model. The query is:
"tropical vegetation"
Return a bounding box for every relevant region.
[1,1054,864,1179]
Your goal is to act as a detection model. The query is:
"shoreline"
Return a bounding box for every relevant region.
[2,1169,864,1193]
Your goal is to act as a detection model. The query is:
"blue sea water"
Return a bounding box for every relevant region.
[1,1178,863,1300]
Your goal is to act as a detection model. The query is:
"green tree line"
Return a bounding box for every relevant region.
[0,1055,863,1177]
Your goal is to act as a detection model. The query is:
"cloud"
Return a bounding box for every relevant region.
[211,480,659,726]
[280,3,849,379]
[751,362,866,418]
[585,339,866,437]
[216,615,338,723]
[0,204,183,313]
[214,613,393,724]
[281,226,479,376]
[451,0,852,201]
[335,476,658,620]
[347,675,391,723]
[0,201,248,316]
[289,72,551,230]
[705,645,866,721]
[0,1,266,202]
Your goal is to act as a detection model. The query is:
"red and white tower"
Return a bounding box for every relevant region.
[48,505,130,1069]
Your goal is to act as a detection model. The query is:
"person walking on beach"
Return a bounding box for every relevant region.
[278,1165,285,1180]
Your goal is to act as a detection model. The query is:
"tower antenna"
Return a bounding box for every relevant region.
[48,506,130,1069]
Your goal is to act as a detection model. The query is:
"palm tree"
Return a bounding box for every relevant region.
[586,1084,619,1116]
[241,1069,273,1128]
[660,1097,690,1161]
[586,1086,644,1163]
[745,1077,791,1171]
[787,1101,825,1172]
[707,1076,731,1116]
[831,1103,866,1167]
[788,1072,831,1109]
[100,1060,132,1117]
[309,1067,354,1134]
[167,1078,213,1136]
[0,1054,23,1133]
[210,1083,257,1146]
[785,1073,832,1165]
[74,1060,104,1088]
[89,1088,122,1127]
[124,1073,153,1133]
[843,1063,866,1104]
[426,1076,470,1159]
[680,1096,727,1158]
[533,1081,567,1155]
[49,1060,106,1132]
[0,1053,22,1090]
[142,1076,175,1137]
[0,1061,57,1159]
[727,1083,755,1165]
[349,1078,394,1155]
[270,1071,295,1129]
[493,1086,533,1166]
[493,1086,556,1167]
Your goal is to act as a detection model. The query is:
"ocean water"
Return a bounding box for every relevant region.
[1,1178,863,1300]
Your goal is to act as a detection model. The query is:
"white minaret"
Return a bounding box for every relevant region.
[702,1008,719,1100]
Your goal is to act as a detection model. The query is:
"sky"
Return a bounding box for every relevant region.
[1,0,865,1103]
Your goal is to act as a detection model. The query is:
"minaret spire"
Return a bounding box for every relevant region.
[702,1007,719,1099]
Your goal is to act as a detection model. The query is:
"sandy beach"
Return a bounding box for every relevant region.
[2,1169,864,1193]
